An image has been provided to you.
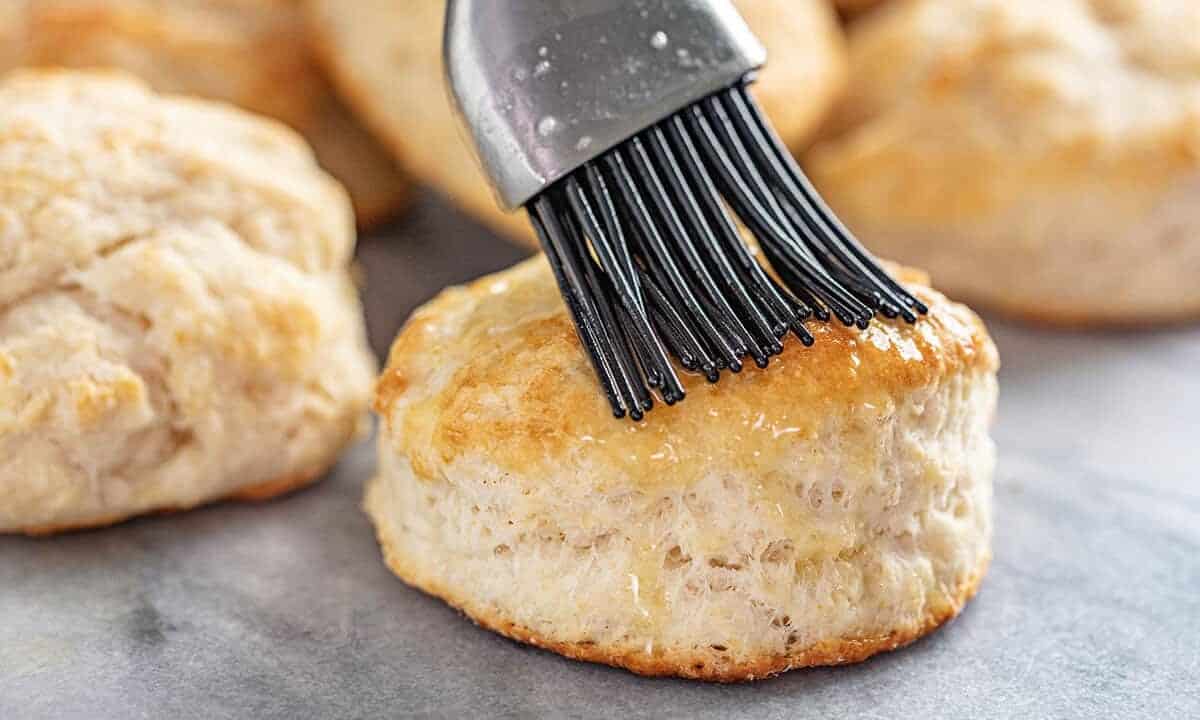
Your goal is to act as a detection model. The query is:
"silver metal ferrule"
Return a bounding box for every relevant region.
[444,0,766,211]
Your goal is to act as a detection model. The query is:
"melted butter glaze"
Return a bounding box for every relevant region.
[378,256,996,492]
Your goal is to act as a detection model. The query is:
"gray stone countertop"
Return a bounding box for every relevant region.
[3,194,1198,719]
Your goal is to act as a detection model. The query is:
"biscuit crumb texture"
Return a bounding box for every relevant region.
[807,0,1200,325]
[370,257,998,681]
[0,71,375,533]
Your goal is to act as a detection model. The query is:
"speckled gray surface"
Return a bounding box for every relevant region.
[2,195,1198,719]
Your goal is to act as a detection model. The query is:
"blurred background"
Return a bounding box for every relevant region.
[2,1,1198,717]
[7,0,1197,340]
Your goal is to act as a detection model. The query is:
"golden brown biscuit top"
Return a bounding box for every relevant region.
[377,256,997,487]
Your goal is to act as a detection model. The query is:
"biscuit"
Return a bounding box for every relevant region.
[0,71,376,534]
[806,0,1200,325]
[1,0,409,228]
[370,255,998,681]
[308,0,846,246]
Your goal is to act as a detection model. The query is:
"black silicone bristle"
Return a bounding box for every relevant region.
[527,85,925,420]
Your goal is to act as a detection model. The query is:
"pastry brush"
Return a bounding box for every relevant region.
[445,0,926,420]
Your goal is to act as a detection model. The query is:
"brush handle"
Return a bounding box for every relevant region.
[445,0,765,210]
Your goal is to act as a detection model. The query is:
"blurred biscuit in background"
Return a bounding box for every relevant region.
[0,0,410,228]
[806,0,1200,326]
[0,71,376,534]
[307,0,847,247]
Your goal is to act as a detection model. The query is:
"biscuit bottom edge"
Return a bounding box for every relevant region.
[11,466,330,538]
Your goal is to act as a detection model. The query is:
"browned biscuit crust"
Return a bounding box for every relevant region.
[374,260,997,479]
